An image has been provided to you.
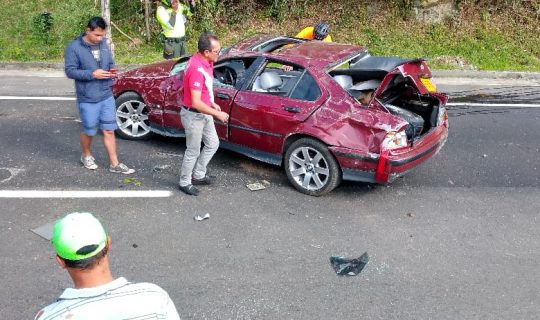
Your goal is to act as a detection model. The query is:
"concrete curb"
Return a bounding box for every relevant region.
[0,61,65,70]
[0,61,141,72]
[432,69,540,80]
[2,61,540,80]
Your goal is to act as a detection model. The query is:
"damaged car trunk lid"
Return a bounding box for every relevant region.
[329,53,446,141]
[352,57,444,141]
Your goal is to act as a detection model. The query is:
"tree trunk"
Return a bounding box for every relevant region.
[101,0,115,56]
[144,0,152,43]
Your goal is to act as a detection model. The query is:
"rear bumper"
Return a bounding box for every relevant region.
[331,125,448,183]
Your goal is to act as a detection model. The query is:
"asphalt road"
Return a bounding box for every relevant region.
[0,71,539,319]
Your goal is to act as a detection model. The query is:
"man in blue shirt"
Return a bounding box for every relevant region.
[64,17,134,174]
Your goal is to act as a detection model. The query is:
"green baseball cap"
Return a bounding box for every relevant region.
[52,212,107,261]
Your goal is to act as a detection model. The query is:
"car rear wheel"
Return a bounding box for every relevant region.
[115,92,152,140]
[284,138,342,196]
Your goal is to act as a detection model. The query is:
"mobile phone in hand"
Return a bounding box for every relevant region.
[110,68,118,73]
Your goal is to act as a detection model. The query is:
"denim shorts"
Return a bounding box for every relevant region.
[77,96,117,136]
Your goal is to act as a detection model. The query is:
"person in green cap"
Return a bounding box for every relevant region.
[34,212,181,320]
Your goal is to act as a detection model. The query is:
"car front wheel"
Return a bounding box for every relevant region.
[115,92,152,140]
[284,138,341,196]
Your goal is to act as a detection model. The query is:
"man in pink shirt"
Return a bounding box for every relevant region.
[179,32,229,196]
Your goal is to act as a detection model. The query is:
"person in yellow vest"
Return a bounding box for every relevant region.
[156,0,193,59]
[296,21,332,42]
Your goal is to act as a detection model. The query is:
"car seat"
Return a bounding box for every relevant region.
[252,76,264,92]
[260,71,283,91]
[252,71,284,93]
[333,75,353,90]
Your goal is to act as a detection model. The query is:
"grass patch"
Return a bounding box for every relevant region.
[364,22,540,70]
[0,0,539,71]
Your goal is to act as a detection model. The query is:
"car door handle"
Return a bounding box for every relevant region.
[283,106,301,113]
[216,93,230,100]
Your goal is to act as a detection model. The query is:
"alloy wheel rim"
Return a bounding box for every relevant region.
[288,146,330,191]
[116,100,150,137]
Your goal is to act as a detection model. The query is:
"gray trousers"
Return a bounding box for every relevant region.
[179,108,220,187]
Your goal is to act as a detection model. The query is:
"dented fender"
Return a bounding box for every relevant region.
[306,97,408,155]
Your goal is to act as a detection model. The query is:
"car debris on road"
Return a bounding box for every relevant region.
[330,252,369,276]
[246,180,270,191]
[194,213,210,221]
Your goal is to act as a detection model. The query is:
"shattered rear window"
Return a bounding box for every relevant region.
[250,37,305,53]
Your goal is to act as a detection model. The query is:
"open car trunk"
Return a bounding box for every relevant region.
[329,53,444,141]
[375,72,443,140]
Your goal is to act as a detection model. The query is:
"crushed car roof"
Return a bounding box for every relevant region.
[226,35,366,69]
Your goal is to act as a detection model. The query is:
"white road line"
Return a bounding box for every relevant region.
[0,96,75,101]
[447,102,540,108]
[0,190,172,198]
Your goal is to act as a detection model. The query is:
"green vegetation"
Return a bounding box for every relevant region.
[1,0,539,70]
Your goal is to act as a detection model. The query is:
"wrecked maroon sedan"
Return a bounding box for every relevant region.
[112,35,448,196]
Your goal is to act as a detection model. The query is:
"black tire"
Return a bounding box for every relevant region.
[284,138,342,196]
[115,92,152,140]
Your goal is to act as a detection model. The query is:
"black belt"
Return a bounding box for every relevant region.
[165,37,185,43]
[182,106,200,113]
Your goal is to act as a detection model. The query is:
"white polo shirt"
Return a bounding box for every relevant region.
[35,277,180,320]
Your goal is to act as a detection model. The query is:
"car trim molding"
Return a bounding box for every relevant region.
[342,169,376,183]
[389,141,441,167]
[145,124,283,165]
[229,124,283,138]
[150,125,186,138]
[335,139,442,168]
[219,141,282,165]
[333,151,379,163]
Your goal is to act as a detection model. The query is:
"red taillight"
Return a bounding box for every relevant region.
[375,150,391,182]
[437,105,448,127]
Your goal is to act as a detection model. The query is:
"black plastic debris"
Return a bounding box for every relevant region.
[330,252,369,276]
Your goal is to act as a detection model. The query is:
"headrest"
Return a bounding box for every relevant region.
[260,71,282,90]
[333,75,353,89]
